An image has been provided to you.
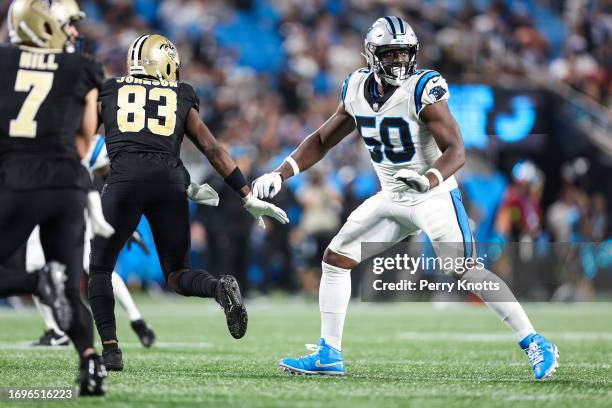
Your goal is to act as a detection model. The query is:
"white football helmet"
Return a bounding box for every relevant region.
[363,16,419,86]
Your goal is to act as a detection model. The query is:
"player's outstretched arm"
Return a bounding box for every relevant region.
[185,108,289,229]
[394,101,465,192]
[252,102,356,199]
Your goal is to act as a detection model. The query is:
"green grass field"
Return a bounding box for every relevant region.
[0,296,610,407]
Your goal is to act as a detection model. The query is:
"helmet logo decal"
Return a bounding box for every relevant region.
[429,86,447,101]
[163,41,178,65]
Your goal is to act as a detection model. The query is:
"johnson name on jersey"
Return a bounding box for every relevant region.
[98,76,199,185]
[341,68,458,202]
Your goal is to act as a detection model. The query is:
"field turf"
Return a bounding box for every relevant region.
[0,296,610,407]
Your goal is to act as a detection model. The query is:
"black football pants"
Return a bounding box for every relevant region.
[0,187,94,355]
[89,181,194,342]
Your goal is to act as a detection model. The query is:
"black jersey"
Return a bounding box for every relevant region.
[99,76,199,185]
[0,45,103,190]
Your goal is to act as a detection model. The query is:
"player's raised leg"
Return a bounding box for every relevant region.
[413,189,559,380]
[143,182,248,340]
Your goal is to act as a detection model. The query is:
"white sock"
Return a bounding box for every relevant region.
[111,271,142,322]
[462,267,535,341]
[33,296,64,335]
[319,262,351,351]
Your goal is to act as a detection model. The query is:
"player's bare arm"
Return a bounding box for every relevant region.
[253,102,355,198]
[279,102,355,180]
[419,100,466,189]
[75,88,99,159]
[185,107,289,228]
[185,107,250,197]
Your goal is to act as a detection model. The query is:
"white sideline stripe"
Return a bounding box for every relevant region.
[397,331,612,341]
[0,341,213,350]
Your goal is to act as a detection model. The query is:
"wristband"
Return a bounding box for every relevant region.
[224,167,248,193]
[426,168,444,187]
[284,156,300,176]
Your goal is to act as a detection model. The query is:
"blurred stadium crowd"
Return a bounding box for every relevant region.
[1,0,609,297]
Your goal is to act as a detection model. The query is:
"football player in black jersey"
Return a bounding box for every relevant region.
[0,0,107,396]
[89,34,289,370]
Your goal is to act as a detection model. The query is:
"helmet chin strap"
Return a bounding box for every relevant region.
[374,72,384,87]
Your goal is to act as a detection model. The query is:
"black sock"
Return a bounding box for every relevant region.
[87,270,117,343]
[102,342,119,352]
[66,297,95,355]
[177,269,218,298]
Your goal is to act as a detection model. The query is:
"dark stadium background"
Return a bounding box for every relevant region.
[1,0,609,299]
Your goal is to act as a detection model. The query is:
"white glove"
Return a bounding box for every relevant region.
[86,190,115,238]
[252,172,282,199]
[186,182,219,206]
[393,169,430,193]
[243,193,289,229]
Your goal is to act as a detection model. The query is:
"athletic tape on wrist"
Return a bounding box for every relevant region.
[426,168,444,186]
[284,156,300,176]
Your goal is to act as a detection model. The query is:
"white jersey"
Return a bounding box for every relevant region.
[342,68,458,204]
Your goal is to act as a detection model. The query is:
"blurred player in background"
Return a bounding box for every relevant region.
[253,16,559,381]
[0,0,107,395]
[29,135,156,348]
[89,34,289,370]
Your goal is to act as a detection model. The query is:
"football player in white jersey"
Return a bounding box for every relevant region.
[29,135,156,348]
[253,16,559,380]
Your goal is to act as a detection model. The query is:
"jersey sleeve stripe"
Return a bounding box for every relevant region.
[89,136,106,169]
[341,72,354,103]
[414,70,441,113]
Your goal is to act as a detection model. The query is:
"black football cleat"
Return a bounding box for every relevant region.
[32,329,70,347]
[102,346,124,371]
[131,319,156,348]
[79,354,107,397]
[215,275,248,339]
[35,261,72,332]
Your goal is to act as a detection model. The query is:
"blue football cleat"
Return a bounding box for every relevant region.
[279,338,344,376]
[519,333,560,380]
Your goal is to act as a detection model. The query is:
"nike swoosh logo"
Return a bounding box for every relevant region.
[50,336,68,346]
[315,360,343,368]
[432,77,440,83]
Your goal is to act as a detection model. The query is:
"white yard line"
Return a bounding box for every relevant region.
[397,331,612,341]
[0,341,213,350]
